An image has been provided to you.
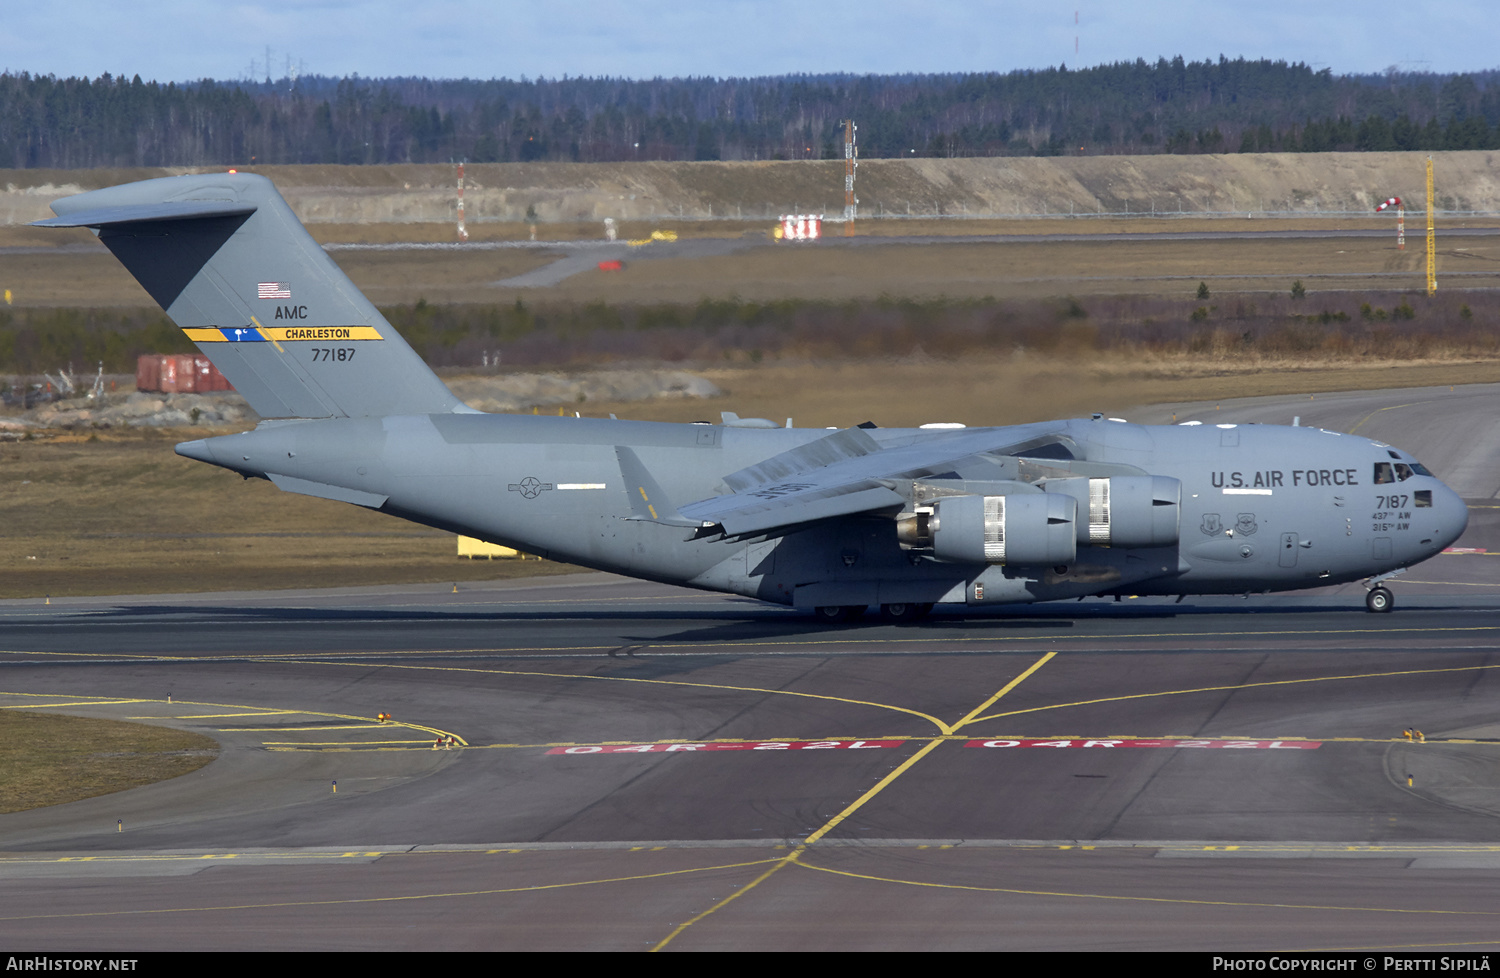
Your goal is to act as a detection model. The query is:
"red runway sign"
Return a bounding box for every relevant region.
[548,739,904,754]
[965,739,1320,749]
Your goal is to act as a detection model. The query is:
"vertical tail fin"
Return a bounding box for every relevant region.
[34,173,464,419]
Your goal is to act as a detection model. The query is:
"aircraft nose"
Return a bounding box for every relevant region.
[1433,480,1469,550]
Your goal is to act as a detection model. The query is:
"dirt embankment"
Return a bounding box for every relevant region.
[3,152,1497,230]
[0,370,722,435]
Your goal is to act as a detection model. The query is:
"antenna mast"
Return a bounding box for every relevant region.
[1425,156,1436,295]
[457,161,469,242]
[843,120,858,237]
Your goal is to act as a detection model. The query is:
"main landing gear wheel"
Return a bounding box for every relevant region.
[813,605,867,624]
[880,602,934,624]
[1366,586,1394,613]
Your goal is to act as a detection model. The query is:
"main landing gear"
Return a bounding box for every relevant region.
[812,603,934,624]
[813,605,866,624]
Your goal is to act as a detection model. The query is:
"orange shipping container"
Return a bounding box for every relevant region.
[136,353,235,393]
[161,354,195,393]
[136,354,161,392]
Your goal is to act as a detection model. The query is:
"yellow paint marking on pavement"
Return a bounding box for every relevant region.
[0,700,154,709]
[0,690,141,700]
[970,661,1500,724]
[1301,939,1500,952]
[168,712,300,719]
[19,617,1500,667]
[650,651,1056,951]
[1400,579,1500,586]
[1348,401,1427,435]
[261,740,437,747]
[229,724,393,731]
[286,659,951,734]
[243,645,625,659]
[791,861,1500,916]
[2,692,466,747]
[649,858,799,951]
[273,621,1500,658]
[0,649,198,660]
[0,858,783,922]
[804,651,1057,848]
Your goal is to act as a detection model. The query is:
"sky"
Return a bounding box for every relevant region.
[0,1,1492,84]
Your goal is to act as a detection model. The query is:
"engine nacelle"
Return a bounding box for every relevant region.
[1043,475,1180,548]
[917,492,1078,565]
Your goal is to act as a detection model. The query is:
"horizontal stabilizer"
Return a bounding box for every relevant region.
[268,473,389,508]
[31,201,257,228]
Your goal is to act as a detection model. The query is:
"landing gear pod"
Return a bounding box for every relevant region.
[1046,476,1181,547]
[926,493,1078,565]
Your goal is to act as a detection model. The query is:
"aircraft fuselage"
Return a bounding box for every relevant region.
[177,413,1468,610]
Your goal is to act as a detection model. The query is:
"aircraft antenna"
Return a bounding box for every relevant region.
[1425,156,1436,295]
[843,120,858,237]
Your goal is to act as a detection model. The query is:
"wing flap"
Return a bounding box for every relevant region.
[681,424,1084,535]
[722,426,882,491]
[686,484,907,536]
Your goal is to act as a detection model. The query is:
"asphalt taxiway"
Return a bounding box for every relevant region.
[3,384,1500,951]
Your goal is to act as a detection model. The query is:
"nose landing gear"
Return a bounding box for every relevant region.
[1363,568,1404,613]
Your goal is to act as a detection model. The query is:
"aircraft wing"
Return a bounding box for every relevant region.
[678,425,1075,536]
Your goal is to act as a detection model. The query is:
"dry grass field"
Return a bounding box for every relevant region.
[0,429,581,600]
[0,709,217,813]
[6,224,1498,308]
[4,158,1500,598]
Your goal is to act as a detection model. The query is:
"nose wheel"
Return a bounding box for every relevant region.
[1365,586,1394,613]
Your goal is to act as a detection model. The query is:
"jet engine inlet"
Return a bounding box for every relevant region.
[1047,476,1181,547]
[925,492,1078,565]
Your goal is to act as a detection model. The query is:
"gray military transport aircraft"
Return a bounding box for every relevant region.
[35,173,1469,621]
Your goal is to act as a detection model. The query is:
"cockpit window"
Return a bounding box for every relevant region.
[1394,463,1414,481]
[1410,461,1433,477]
[1374,462,1395,484]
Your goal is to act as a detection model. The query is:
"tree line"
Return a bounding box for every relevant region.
[3,58,1500,169]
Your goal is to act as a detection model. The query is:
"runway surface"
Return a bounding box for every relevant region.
[475,226,1500,289]
[4,384,1500,951]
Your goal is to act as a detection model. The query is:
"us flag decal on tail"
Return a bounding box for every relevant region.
[257,282,291,299]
